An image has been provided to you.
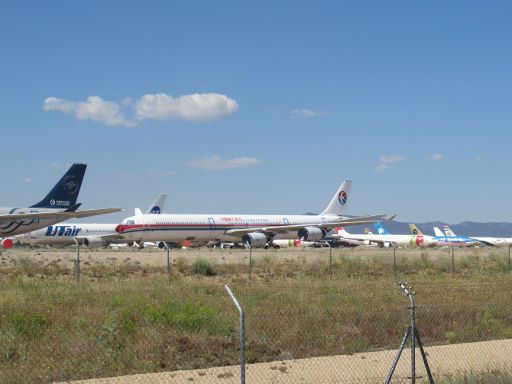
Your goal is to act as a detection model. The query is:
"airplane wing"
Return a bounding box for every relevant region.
[0,208,122,223]
[224,214,389,236]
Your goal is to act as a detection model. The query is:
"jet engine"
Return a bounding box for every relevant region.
[297,227,325,242]
[1,238,14,249]
[242,233,268,248]
[82,237,105,248]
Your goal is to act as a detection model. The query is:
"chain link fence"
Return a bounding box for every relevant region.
[1,247,512,383]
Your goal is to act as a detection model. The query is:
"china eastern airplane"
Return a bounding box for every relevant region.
[16,193,167,248]
[331,221,437,248]
[0,163,121,248]
[115,180,389,248]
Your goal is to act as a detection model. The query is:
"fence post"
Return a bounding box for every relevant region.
[508,245,511,272]
[225,285,245,384]
[323,240,333,278]
[393,245,397,281]
[451,247,455,273]
[73,237,81,284]
[161,242,171,276]
[248,246,252,279]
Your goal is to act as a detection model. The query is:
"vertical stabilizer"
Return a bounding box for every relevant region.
[30,163,87,209]
[409,224,424,236]
[443,225,456,237]
[320,180,352,216]
[433,227,445,237]
[374,222,390,235]
[145,193,167,214]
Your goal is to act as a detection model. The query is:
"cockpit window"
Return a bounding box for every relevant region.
[124,220,135,225]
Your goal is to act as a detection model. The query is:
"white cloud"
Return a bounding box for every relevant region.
[289,108,325,119]
[375,155,406,172]
[135,93,238,123]
[43,92,238,127]
[431,153,444,161]
[188,155,262,171]
[44,96,136,127]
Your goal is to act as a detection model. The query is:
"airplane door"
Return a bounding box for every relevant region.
[208,218,216,231]
[283,218,289,225]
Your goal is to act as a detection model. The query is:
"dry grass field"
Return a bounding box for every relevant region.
[0,245,512,383]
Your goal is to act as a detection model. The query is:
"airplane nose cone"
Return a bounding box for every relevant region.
[115,224,125,234]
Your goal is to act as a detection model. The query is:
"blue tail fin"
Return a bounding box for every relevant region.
[30,163,87,209]
[374,222,390,235]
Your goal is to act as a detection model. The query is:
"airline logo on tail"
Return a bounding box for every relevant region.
[150,206,161,214]
[62,174,79,195]
[338,191,348,205]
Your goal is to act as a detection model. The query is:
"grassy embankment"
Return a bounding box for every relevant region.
[0,247,511,383]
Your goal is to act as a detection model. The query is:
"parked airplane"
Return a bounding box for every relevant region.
[332,224,437,248]
[16,193,167,248]
[431,225,488,247]
[0,163,121,248]
[115,180,389,248]
[441,225,510,247]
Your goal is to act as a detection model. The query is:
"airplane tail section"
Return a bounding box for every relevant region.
[374,222,390,235]
[146,193,167,214]
[30,163,87,209]
[409,224,424,236]
[443,225,456,236]
[433,226,445,237]
[320,180,352,216]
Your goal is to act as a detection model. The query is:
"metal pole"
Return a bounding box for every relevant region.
[162,242,171,276]
[249,246,252,279]
[225,285,245,384]
[393,245,397,281]
[323,240,333,278]
[409,291,416,384]
[451,247,455,273]
[73,237,81,284]
[508,245,511,272]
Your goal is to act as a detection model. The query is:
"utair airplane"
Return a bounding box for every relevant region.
[115,180,390,248]
[0,163,121,248]
[16,193,167,248]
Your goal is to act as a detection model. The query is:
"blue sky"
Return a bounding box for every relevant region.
[1,1,511,223]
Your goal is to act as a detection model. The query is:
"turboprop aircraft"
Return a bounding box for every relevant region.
[115,180,390,248]
[0,163,121,248]
[16,193,166,248]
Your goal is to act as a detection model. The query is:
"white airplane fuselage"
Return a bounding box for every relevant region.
[334,231,437,247]
[16,223,116,246]
[117,214,342,245]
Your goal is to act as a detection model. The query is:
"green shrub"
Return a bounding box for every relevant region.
[192,258,216,276]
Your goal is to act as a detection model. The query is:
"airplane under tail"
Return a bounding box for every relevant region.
[409,224,424,236]
[30,163,87,209]
[320,180,352,216]
[146,192,167,214]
